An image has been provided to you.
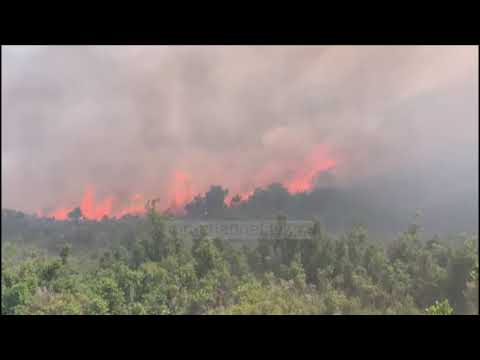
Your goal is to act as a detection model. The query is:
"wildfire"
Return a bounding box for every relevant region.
[166,170,196,213]
[225,190,254,206]
[39,186,146,221]
[36,207,71,220]
[80,186,114,220]
[284,144,337,193]
[226,144,336,202]
[111,193,146,219]
[37,145,337,220]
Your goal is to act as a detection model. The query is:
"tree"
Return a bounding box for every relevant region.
[143,205,169,261]
[59,243,71,265]
[446,238,477,314]
[192,237,227,278]
[184,186,229,219]
[272,215,299,265]
[185,195,207,218]
[230,194,242,208]
[425,299,454,315]
[68,207,83,223]
[2,200,478,315]
[204,185,229,218]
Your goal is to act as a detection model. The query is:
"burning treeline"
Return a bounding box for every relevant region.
[36,144,338,220]
[2,46,478,235]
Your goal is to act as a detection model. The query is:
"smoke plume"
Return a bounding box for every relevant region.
[1,46,478,232]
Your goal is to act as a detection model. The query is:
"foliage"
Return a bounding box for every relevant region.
[1,208,478,315]
[425,299,454,315]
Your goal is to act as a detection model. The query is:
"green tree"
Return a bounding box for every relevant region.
[446,237,477,314]
[59,243,71,265]
[425,299,454,315]
[143,204,169,261]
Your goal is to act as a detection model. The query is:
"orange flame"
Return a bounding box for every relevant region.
[41,186,145,220]
[80,186,114,220]
[165,170,196,214]
[39,145,337,219]
[50,208,72,220]
[285,145,336,193]
[226,190,254,205]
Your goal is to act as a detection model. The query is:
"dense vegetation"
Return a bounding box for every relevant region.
[181,182,478,236]
[2,202,478,315]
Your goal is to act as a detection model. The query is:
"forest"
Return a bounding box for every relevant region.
[2,184,478,315]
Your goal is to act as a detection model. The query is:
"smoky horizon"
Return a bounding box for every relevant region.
[1,45,478,235]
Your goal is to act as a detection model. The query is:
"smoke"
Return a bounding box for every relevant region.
[1,46,478,231]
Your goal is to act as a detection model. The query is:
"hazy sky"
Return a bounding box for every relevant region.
[1,45,478,229]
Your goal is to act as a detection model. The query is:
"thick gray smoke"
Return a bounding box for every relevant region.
[1,46,478,233]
